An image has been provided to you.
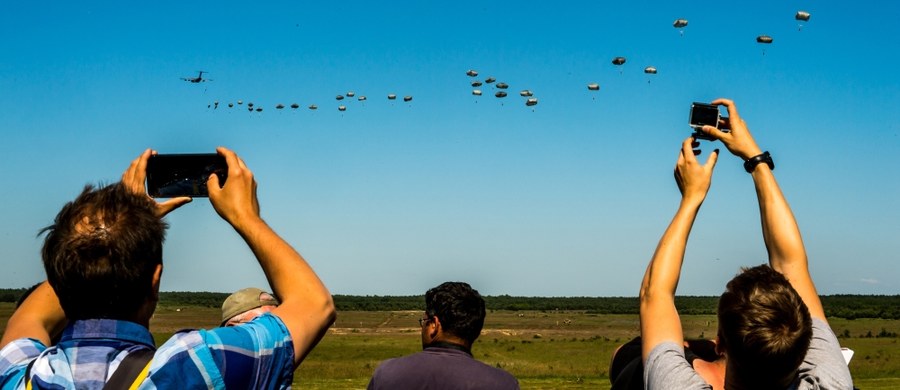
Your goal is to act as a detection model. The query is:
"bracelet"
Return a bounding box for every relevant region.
[744,151,774,173]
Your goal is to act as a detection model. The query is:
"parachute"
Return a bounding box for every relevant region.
[403,96,413,102]
[525,98,538,107]
[495,91,507,98]
[338,105,346,111]
[485,77,496,84]
[495,82,509,89]
[466,69,479,77]
[290,103,300,109]
[346,91,355,98]
[255,107,263,112]
[358,96,367,101]
[520,90,533,97]
[471,81,483,87]
[237,100,243,105]
[673,19,688,36]
[472,90,483,96]
[387,94,397,100]
[228,103,234,108]
[612,57,626,66]
[644,66,657,74]
[275,104,285,109]
[756,35,773,44]
[336,95,345,101]
[587,83,600,91]
[248,102,254,108]
[308,104,318,110]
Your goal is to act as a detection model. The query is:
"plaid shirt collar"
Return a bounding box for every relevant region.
[59,319,156,349]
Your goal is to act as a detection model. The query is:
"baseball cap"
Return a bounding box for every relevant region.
[221,287,280,326]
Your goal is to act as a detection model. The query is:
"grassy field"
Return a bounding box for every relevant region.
[2,303,898,389]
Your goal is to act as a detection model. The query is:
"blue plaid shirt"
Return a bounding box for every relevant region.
[0,314,294,389]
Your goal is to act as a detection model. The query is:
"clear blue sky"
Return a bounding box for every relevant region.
[2,1,898,297]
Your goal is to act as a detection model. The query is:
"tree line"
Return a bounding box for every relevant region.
[1,289,897,319]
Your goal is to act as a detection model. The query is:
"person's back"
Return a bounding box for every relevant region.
[367,282,518,390]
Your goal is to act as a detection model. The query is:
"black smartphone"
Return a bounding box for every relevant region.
[146,154,227,198]
[689,102,724,141]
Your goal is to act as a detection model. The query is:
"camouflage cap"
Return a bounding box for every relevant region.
[221,287,280,326]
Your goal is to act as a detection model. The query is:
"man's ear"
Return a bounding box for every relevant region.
[430,315,442,338]
[151,263,163,301]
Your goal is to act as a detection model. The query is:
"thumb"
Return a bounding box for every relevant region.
[705,149,720,170]
[157,197,192,217]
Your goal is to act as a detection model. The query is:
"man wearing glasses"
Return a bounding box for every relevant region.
[367,282,519,390]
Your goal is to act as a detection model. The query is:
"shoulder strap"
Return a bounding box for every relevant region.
[24,358,37,390]
[103,349,154,390]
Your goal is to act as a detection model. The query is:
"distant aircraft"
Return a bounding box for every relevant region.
[181,71,210,83]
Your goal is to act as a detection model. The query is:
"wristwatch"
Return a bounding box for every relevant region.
[744,151,774,173]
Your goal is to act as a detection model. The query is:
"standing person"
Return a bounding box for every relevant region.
[0,147,336,389]
[367,282,519,390]
[639,99,853,389]
[221,287,280,327]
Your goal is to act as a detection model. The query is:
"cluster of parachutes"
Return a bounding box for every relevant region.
[200,11,811,114]
[207,91,414,113]
[466,69,538,109]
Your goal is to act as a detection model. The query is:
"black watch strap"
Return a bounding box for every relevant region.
[744,151,774,173]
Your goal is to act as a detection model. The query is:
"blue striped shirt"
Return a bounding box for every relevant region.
[0,314,294,389]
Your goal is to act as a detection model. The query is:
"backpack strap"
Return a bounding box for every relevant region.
[103,349,154,390]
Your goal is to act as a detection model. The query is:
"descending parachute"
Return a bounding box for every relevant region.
[228,103,234,108]
[346,91,355,98]
[248,102,254,108]
[403,96,413,102]
[290,103,300,109]
[308,104,318,110]
[255,107,263,112]
[644,67,658,84]
[495,82,509,89]
[466,69,479,77]
[472,90,482,96]
[338,105,346,112]
[358,96,367,101]
[673,19,688,36]
[485,77,496,84]
[612,57,626,66]
[795,11,811,31]
[387,94,397,100]
[757,35,773,56]
[471,81,483,87]
[336,95,344,100]
[587,83,600,91]
[275,104,285,109]
[237,100,243,105]
[525,98,538,107]
[495,91,507,98]
[520,90,533,97]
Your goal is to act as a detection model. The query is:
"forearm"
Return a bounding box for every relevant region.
[640,199,701,360]
[0,282,67,348]
[234,217,336,363]
[752,164,826,320]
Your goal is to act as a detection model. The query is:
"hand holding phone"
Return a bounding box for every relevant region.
[146,154,227,198]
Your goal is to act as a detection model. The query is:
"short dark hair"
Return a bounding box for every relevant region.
[41,183,166,320]
[717,265,812,387]
[425,282,486,344]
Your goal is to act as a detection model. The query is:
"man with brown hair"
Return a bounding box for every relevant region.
[0,147,335,389]
[639,99,853,389]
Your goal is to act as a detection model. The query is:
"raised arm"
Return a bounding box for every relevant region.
[207,147,335,367]
[640,138,718,361]
[0,282,66,349]
[699,98,825,322]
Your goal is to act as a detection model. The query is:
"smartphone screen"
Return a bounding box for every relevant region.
[689,103,720,129]
[146,154,226,198]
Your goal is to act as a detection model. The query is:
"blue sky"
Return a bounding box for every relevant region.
[1,1,898,297]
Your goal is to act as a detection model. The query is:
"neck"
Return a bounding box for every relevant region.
[425,340,472,355]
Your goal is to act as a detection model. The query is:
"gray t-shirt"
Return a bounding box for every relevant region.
[644,318,853,389]
[368,346,519,390]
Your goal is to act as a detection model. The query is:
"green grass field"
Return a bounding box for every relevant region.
[2,303,898,389]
